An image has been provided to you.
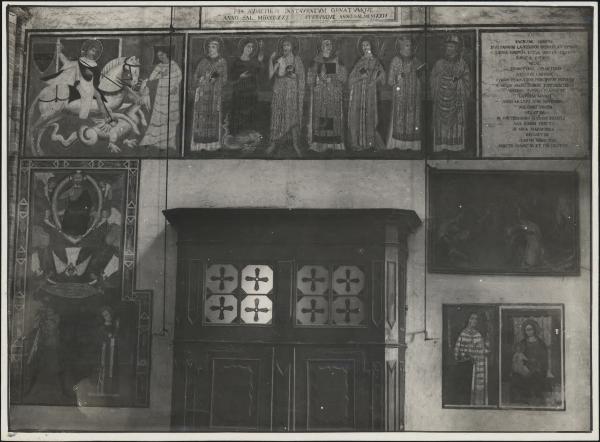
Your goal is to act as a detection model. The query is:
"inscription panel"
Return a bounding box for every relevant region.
[481,30,589,157]
[201,6,400,28]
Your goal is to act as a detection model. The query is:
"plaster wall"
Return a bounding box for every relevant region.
[9,159,591,432]
[6,5,592,433]
[406,159,591,432]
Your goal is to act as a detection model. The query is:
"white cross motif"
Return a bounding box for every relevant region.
[241,265,273,294]
[240,295,272,324]
[297,265,329,295]
[332,266,365,295]
[206,264,238,294]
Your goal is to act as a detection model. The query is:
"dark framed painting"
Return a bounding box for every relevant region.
[500,305,565,409]
[443,304,565,410]
[10,159,151,407]
[23,32,185,157]
[184,31,427,159]
[442,304,499,408]
[428,169,579,275]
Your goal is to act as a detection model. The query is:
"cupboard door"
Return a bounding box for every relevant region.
[293,346,377,431]
[172,344,274,431]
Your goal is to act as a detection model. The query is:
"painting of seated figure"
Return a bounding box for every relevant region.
[10,160,151,407]
[500,305,564,409]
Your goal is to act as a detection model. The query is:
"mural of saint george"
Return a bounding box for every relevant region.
[24,31,478,159]
[25,34,184,157]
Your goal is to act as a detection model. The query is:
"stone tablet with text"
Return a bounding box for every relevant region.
[481,31,589,158]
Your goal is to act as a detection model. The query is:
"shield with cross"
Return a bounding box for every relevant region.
[297,265,329,295]
[205,294,237,323]
[332,296,364,326]
[241,265,273,294]
[332,266,365,295]
[240,296,272,324]
[206,264,238,294]
[296,296,329,325]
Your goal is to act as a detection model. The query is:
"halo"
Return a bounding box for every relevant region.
[203,36,225,56]
[316,36,338,57]
[237,37,259,56]
[277,35,300,56]
[395,34,420,55]
[356,35,380,56]
[521,318,540,337]
[80,39,103,61]
[51,171,103,235]
[443,33,464,50]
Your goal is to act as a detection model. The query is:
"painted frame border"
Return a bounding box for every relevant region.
[20,30,187,160]
[498,304,565,411]
[9,158,152,407]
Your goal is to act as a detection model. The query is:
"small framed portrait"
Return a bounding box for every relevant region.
[500,305,565,409]
[442,304,499,408]
[443,303,565,410]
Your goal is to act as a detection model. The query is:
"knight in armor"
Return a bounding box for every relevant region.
[42,39,111,121]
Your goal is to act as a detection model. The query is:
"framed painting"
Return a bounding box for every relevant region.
[443,304,565,410]
[442,304,499,408]
[428,169,579,275]
[184,31,427,159]
[9,159,151,407]
[23,32,185,157]
[500,305,565,409]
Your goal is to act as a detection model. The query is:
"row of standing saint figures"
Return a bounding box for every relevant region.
[33,35,470,155]
[190,34,472,155]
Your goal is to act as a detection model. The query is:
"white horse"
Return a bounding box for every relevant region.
[28,56,143,155]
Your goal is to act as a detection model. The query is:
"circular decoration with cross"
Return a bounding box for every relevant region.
[332,296,365,326]
[205,294,237,323]
[332,266,365,295]
[240,295,272,324]
[296,295,329,325]
[241,265,273,294]
[297,265,329,295]
[206,264,238,294]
